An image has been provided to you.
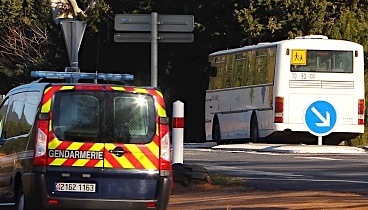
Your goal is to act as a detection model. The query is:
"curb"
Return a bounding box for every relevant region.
[172,163,210,186]
[211,144,368,154]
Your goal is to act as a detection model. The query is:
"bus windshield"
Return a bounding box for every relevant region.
[291,50,353,73]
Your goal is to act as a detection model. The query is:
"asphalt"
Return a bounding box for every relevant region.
[182,142,368,154]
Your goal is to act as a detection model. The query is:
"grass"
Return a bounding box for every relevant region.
[207,173,243,186]
[346,127,368,146]
[172,172,244,194]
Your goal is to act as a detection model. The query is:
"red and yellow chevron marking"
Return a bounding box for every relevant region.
[47,136,160,169]
[104,140,159,169]
[41,85,74,113]
[42,85,163,169]
[48,138,104,167]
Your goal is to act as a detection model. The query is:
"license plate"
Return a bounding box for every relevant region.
[55,182,96,192]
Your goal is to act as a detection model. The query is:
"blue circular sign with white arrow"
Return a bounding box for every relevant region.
[304,100,337,136]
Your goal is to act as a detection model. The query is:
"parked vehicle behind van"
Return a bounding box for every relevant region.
[0,71,172,210]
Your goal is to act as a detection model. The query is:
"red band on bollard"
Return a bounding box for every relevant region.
[172,117,184,128]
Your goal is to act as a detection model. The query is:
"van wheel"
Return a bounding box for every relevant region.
[15,184,25,210]
[212,119,222,145]
[250,113,259,143]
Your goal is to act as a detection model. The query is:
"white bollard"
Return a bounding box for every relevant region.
[172,100,184,164]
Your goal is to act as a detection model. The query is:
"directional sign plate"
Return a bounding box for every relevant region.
[115,14,194,32]
[114,33,194,43]
[304,100,337,136]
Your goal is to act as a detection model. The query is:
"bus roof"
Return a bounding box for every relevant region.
[209,35,361,57]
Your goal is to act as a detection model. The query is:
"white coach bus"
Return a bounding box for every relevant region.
[205,35,365,145]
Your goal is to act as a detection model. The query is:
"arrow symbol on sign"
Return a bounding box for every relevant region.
[311,107,330,127]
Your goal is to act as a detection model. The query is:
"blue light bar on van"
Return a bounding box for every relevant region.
[31,71,134,82]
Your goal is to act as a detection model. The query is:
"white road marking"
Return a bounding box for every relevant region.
[204,165,304,177]
[296,157,341,161]
[244,177,368,184]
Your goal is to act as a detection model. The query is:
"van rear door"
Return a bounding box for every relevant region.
[44,85,160,200]
[44,85,104,199]
[101,88,159,199]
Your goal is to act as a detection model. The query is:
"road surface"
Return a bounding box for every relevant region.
[168,147,368,209]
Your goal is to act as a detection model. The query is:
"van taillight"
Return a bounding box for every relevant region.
[358,99,364,125]
[34,114,49,166]
[274,97,284,123]
[159,117,171,176]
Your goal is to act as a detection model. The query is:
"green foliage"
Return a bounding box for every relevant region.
[209,173,243,186]
[234,0,331,44]
[0,0,60,93]
[83,1,111,33]
[349,131,368,147]
[0,0,23,25]
[0,0,114,94]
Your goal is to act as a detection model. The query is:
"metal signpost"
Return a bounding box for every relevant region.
[304,100,337,145]
[114,12,194,87]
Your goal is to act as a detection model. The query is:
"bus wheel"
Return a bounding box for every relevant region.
[213,119,222,145]
[15,184,25,210]
[250,114,259,143]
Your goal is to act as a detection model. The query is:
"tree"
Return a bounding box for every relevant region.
[0,0,111,93]
[234,0,330,44]
[0,0,57,93]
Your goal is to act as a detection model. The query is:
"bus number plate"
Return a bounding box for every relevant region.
[55,182,96,192]
[292,73,315,80]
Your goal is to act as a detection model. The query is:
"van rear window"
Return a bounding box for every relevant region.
[52,91,156,144]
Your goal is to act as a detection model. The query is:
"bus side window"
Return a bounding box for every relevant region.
[224,54,235,88]
[210,56,226,89]
[267,48,276,83]
[247,50,256,85]
[234,53,245,87]
[209,66,217,77]
[256,50,267,84]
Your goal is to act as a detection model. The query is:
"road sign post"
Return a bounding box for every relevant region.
[114,13,194,87]
[151,12,158,87]
[304,100,337,145]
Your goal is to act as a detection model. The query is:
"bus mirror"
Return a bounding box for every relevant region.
[209,67,217,77]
